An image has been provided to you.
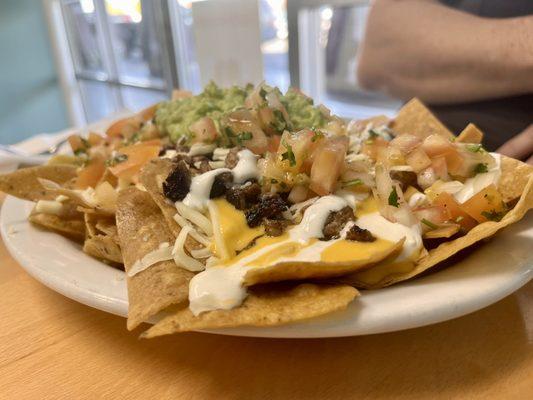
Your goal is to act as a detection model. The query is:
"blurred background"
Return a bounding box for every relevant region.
[0,0,399,144]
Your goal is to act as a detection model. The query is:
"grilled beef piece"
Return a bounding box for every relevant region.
[225,182,261,210]
[263,218,289,237]
[322,206,356,240]
[345,224,376,242]
[163,160,191,202]
[209,172,234,198]
[225,147,241,169]
[390,170,418,191]
[245,194,288,227]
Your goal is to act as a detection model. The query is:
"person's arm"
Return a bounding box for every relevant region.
[357,0,533,104]
[497,124,533,164]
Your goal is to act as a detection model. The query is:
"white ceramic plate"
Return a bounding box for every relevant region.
[1,195,532,338]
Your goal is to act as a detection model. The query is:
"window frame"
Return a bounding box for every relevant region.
[44,0,179,126]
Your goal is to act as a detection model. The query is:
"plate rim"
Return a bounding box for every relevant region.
[1,194,531,338]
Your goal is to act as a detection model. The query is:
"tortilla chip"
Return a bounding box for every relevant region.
[391,98,454,139]
[29,213,85,242]
[139,158,181,236]
[243,239,404,286]
[0,165,77,201]
[116,187,194,330]
[95,218,118,238]
[83,235,123,264]
[346,164,533,288]
[38,178,114,216]
[456,123,483,144]
[498,156,533,203]
[142,283,358,337]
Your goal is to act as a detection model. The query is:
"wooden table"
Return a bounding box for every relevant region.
[0,204,531,399]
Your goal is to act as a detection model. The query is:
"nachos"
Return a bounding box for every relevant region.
[1,83,531,337]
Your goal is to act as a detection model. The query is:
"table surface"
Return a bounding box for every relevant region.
[0,198,532,400]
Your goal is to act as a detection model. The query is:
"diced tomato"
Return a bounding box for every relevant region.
[444,148,468,177]
[376,145,405,166]
[433,192,477,231]
[267,135,281,153]
[171,89,193,100]
[108,143,160,180]
[459,185,506,223]
[225,110,268,155]
[413,205,451,226]
[87,132,104,146]
[75,156,106,189]
[138,103,158,121]
[189,117,218,143]
[106,116,142,139]
[390,133,421,154]
[431,156,449,180]
[361,137,388,161]
[309,137,348,195]
[277,130,314,172]
[68,135,86,154]
[421,134,454,157]
[405,147,432,173]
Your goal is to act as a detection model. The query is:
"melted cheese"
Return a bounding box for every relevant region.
[208,199,264,261]
[321,238,393,263]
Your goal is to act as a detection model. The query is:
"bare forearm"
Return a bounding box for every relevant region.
[357,0,533,104]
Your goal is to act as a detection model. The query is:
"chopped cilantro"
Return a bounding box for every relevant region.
[74,148,87,156]
[481,209,506,222]
[259,87,267,100]
[105,153,128,167]
[126,131,141,144]
[388,187,399,207]
[269,109,289,132]
[473,163,488,174]
[368,129,380,138]
[311,130,324,142]
[465,144,485,153]
[342,179,363,188]
[281,141,296,167]
[236,131,253,144]
[421,218,438,230]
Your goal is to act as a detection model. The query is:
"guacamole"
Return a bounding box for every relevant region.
[280,88,328,131]
[155,82,330,143]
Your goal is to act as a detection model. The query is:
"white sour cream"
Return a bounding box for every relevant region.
[290,195,348,242]
[356,212,422,261]
[408,192,427,208]
[189,265,248,316]
[454,153,501,203]
[183,168,231,211]
[232,149,259,183]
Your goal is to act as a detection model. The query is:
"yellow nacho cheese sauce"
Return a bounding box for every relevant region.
[188,195,424,316]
